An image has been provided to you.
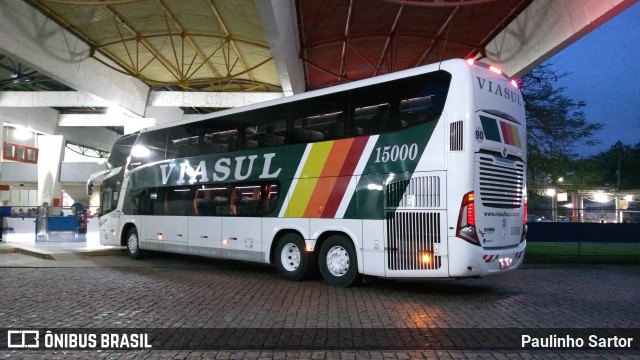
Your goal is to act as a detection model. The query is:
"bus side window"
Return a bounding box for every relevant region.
[243,105,289,148]
[108,133,137,170]
[262,183,279,215]
[290,93,347,144]
[199,116,241,154]
[130,129,168,169]
[191,182,279,217]
[399,95,437,126]
[129,188,157,215]
[162,186,193,216]
[168,125,199,159]
[194,187,214,216]
[351,81,396,135]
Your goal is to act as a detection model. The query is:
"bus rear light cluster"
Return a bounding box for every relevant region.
[466,58,519,88]
[521,198,528,243]
[489,65,502,75]
[456,191,480,246]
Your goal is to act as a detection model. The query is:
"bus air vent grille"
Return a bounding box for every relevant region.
[477,155,524,208]
[386,211,442,270]
[450,120,464,151]
[386,176,440,208]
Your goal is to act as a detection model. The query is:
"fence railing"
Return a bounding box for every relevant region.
[526,222,640,262]
[528,208,639,224]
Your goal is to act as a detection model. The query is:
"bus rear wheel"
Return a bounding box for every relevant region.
[126,227,142,260]
[319,235,361,287]
[275,233,316,281]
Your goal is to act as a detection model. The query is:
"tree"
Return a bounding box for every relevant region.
[585,141,640,190]
[520,64,603,186]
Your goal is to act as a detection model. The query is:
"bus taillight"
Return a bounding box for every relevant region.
[521,198,528,243]
[457,192,480,246]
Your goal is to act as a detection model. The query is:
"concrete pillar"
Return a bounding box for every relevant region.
[37,135,65,207]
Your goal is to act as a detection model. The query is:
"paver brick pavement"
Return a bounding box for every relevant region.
[0,251,638,359]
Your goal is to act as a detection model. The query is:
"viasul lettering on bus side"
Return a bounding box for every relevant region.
[159,152,281,185]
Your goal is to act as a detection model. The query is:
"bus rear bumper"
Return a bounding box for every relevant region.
[448,238,526,277]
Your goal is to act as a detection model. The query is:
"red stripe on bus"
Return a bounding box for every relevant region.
[322,137,370,217]
[303,139,354,218]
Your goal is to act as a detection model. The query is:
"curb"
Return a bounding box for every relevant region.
[0,244,126,260]
[77,248,127,257]
[0,246,17,254]
[14,247,57,260]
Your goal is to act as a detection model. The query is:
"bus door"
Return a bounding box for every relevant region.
[98,187,123,246]
[92,168,124,246]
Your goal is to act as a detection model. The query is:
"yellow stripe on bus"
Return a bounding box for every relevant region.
[285,141,334,217]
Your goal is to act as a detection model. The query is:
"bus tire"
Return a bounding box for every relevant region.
[126,227,142,260]
[319,234,361,287]
[275,233,315,281]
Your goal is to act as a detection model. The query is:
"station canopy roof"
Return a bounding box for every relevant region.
[15,0,531,93]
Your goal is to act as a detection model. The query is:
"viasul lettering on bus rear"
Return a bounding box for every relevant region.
[476,76,523,105]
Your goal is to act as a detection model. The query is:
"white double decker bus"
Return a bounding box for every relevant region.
[88,59,527,287]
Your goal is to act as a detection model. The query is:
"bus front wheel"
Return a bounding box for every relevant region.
[319,235,361,287]
[275,233,315,281]
[126,227,142,260]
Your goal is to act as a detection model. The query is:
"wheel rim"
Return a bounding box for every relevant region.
[326,245,349,277]
[128,233,138,254]
[280,242,301,272]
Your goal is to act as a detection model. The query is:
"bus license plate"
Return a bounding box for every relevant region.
[499,258,512,270]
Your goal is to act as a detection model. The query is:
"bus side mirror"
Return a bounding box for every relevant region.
[87,183,93,195]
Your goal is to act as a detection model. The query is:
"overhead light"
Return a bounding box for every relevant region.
[592,192,610,203]
[131,145,150,158]
[13,126,32,140]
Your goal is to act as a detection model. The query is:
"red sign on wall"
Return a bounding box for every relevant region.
[3,142,38,164]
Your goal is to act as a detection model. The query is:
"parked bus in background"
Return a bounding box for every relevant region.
[88,59,527,287]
